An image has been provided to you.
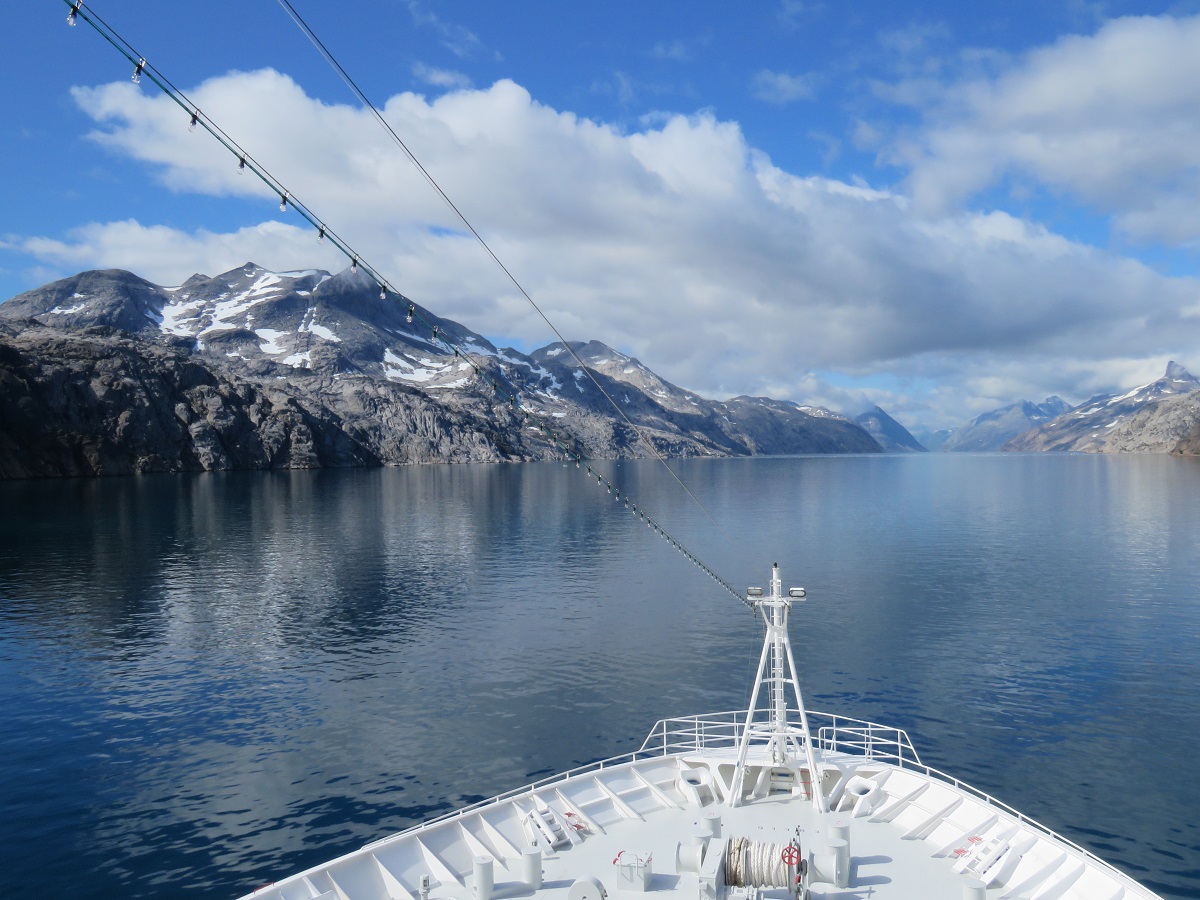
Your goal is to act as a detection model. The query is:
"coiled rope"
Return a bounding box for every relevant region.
[724,836,796,888]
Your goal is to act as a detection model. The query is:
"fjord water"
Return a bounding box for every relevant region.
[1,454,1198,899]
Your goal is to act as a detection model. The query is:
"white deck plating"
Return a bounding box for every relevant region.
[239,568,1162,900]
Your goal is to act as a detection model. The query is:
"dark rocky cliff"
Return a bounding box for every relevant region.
[0,322,541,478]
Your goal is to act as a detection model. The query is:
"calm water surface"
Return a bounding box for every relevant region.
[1,454,1198,898]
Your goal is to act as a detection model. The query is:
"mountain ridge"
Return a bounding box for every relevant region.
[1004,362,1200,453]
[941,396,1070,452]
[0,264,882,477]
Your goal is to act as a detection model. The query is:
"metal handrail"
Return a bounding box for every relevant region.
[637,708,922,766]
[364,707,918,850]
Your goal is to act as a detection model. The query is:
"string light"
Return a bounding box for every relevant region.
[379,284,386,301]
[350,256,358,273]
[237,156,246,174]
[317,225,326,244]
[132,58,144,84]
[279,192,289,213]
[188,112,199,133]
[406,304,414,324]
[67,2,80,26]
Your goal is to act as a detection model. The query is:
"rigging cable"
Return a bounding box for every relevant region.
[58,0,753,610]
[272,0,731,536]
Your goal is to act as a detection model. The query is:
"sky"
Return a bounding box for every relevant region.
[3,0,1200,432]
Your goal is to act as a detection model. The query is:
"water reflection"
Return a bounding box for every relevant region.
[1,455,1199,898]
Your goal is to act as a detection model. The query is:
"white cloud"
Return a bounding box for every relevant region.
[17,220,347,286]
[412,63,472,91]
[404,1,484,59]
[751,70,817,104]
[651,40,690,62]
[777,1,824,29]
[894,14,1200,244]
[14,68,1200,430]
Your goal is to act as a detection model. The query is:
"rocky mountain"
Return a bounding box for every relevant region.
[532,341,880,455]
[1,322,372,478]
[0,264,882,477]
[942,396,1070,452]
[1004,362,1200,453]
[853,406,926,452]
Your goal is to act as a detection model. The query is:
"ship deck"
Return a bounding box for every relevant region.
[241,711,1158,900]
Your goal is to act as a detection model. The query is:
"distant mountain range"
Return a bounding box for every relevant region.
[935,362,1200,455]
[941,397,1071,452]
[0,264,882,477]
[4,263,1193,477]
[1004,362,1200,453]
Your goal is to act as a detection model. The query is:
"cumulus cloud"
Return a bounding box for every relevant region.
[16,220,347,287]
[15,68,1200,429]
[894,14,1200,244]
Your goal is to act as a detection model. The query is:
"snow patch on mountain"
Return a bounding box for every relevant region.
[255,329,288,355]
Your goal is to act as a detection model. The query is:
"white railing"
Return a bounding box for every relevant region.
[635,708,922,767]
[362,707,918,850]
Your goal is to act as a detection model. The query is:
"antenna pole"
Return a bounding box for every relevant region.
[727,565,825,812]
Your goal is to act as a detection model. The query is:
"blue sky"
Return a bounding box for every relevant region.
[3,0,1200,430]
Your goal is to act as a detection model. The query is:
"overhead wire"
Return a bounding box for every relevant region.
[272,0,731,537]
[58,0,753,610]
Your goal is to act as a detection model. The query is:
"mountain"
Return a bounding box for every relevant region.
[531,341,880,455]
[853,406,926,452]
[1004,362,1200,453]
[942,396,1070,452]
[0,265,881,477]
[0,321,381,478]
[914,428,952,452]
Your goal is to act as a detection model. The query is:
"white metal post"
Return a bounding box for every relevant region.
[728,565,826,813]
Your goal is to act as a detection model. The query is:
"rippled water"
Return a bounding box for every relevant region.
[1,454,1198,898]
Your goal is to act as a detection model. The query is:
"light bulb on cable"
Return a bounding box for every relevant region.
[350,256,358,274]
[132,59,144,84]
[317,225,326,244]
[67,2,80,26]
[406,304,414,324]
[237,156,246,174]
[380,285,387,301]
[279,193,288,213]
[188,112,198,133]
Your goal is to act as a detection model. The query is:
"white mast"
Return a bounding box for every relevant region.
[727,564,825,812]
